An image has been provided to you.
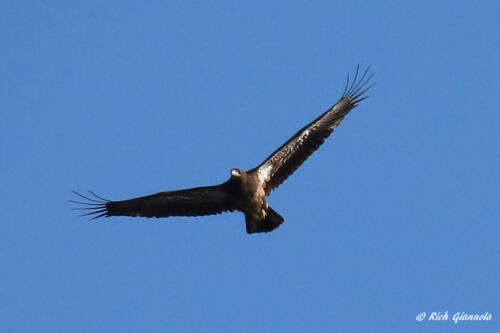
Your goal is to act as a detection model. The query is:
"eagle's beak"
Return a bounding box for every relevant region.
[231,169,240,177]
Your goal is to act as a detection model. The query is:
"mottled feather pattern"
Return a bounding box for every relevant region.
[251,65,373,194]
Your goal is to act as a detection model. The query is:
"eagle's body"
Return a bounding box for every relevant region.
[229,168,284,234]
[72,66,373,234]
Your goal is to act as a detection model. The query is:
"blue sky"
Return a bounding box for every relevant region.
[1,0,499,332]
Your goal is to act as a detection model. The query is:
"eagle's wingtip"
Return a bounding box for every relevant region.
[70,190,110,219]
[343,65,374,105]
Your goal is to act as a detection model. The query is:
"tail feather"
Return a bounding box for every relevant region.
[245,207,284,234]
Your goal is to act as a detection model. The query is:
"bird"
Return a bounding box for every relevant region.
[71,65,373,234]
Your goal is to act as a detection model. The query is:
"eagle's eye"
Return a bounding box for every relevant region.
[231,168,242,177]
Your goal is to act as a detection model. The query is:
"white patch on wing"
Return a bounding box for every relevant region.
[298,129,310,144]
[256,127,316,191]
[258,164,273,184]
[259,129,311,184]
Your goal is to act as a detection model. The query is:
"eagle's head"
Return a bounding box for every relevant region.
[230,168,245,178]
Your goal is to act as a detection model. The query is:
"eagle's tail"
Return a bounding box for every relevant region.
[245,207,284,234]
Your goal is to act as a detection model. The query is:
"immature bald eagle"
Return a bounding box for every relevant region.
[72,66,373,234]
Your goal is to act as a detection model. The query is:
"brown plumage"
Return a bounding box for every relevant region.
[71,66,373,234]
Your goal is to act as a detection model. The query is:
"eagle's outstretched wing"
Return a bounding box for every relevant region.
[249,65,373,195]
[71,183,237,219]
